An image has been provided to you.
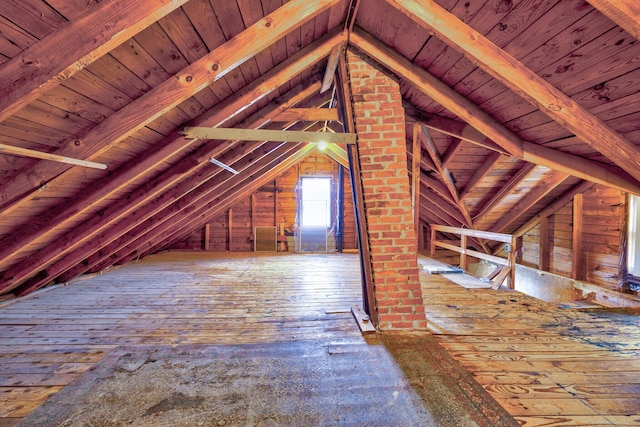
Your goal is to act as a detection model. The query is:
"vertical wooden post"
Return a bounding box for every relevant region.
[228,208,233,251]
[250,194,255,248]
[412,123,421,249]
[430,227,436,258]
[460,234,468,271]
[572,193,585,280]
[509,234,518,289]
[539,216,550,271]
[203,224,210,251]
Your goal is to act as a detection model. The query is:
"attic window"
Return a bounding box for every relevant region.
[627,194,640,285]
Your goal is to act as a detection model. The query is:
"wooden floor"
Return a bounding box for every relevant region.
[420,254,640,426]
[1,252,640,425]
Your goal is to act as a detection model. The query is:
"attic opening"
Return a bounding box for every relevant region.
[301,177,331,227]
[297,176,333,253]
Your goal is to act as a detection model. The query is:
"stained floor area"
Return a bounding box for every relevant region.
[1,252,640,425]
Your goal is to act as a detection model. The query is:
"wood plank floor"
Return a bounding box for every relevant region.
[419,254,640,426]
[1,251,640,425]
[0,252,365,426]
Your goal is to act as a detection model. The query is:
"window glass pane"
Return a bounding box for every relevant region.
[301,178,331,227]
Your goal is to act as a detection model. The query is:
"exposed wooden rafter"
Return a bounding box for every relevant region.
[0,0,341,216]
[587,0,640,41]
[420,126,473,227]
[273,108,340,122]
[0,0,189,123]
[489,170,569,233]
[388,0,640,184]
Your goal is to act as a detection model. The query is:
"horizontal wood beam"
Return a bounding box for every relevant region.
[0,143,106,170]
[389,0,640,184]
[271,108,340,122]
[0,0,188,123]
[587,0,640,41]
[182,127,356,144]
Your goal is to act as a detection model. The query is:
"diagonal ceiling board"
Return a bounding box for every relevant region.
[492,180,595,255]
[472,163,537,225]
[0,39,339,271]
[56,142,307,285]
[0,85,332,294]
[351,29,640,195]
[420,126,473,227]
[460,151,503,202]
[0,0,339,216]
[587,1,640,42]
[489,169,570,233]
[388,0,640,184]
[0,0,189,124]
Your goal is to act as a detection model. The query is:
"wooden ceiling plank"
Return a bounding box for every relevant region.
[410,111,640,195]
[0,0,189,124]
[388,0,640,184]
[0,0,340,216]
[182,127,355,144]
[489,170,570,233]
[460,151,502,201]
[587,1,640,42]
[472,163,537,225]
[0,86,330,294]
[270,107,339,122]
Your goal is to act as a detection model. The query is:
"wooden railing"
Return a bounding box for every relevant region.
[430,225,518,289]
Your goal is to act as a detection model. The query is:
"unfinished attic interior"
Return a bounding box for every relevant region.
[2,0,640,424]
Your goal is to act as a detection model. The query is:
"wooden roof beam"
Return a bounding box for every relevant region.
[459,152,503,201]
[0,0,189,123]
[489,170,570,233]
[0,0,341,216]
[0,66,329,273]
[420,126,473,227]
[181,127,356,144]
[0,96,331,294]
[472,163,538,224]
[388,0,640,184]
[54,143,309,285]
[587,0,640,41]
[406,108,640,196]
[117,145,317,266]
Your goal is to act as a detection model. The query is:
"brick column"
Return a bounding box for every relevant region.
[346,50,427,330]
